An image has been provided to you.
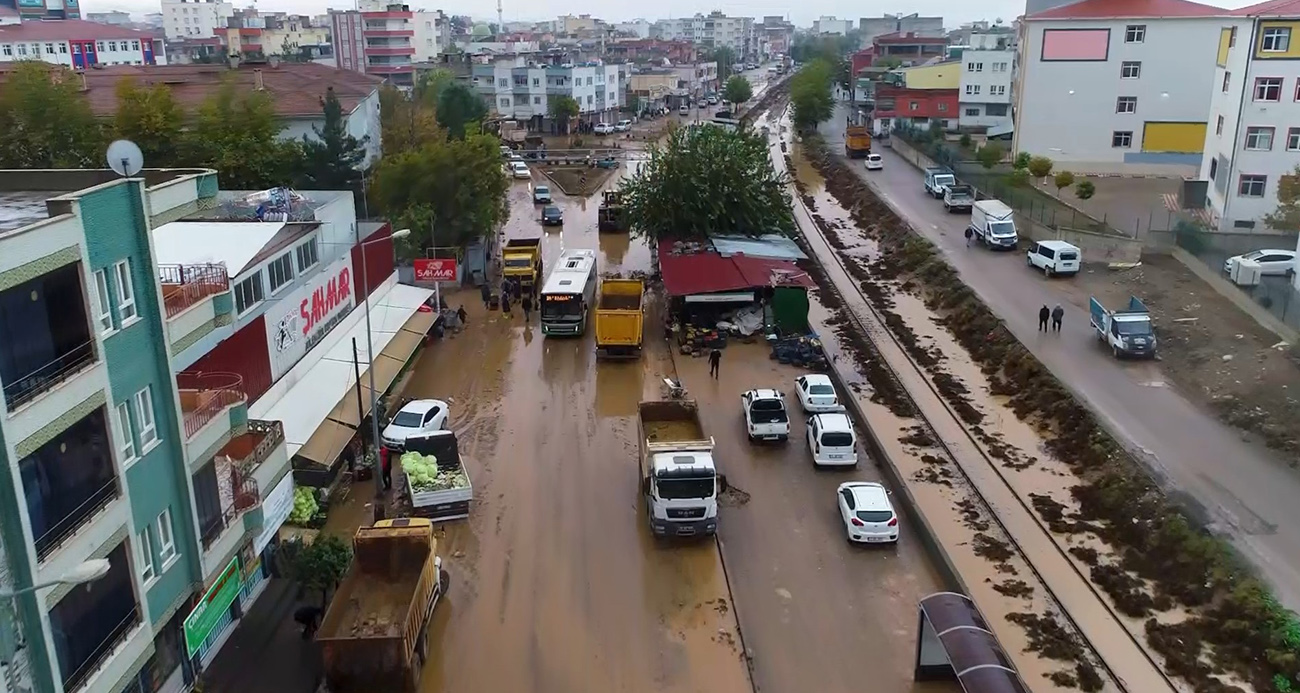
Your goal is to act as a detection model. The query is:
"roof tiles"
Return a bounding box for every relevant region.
[0,18,160,41]
[1026,0,1229,19]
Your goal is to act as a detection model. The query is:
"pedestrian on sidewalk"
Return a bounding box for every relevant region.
[480,282,491,310]
[1038,305,1050,332]
[708,348,722,379]
[964,227,973,247]
[379,445,392,490]
[1051,304,1064,333]
[522,294,533,321]
[294,605,323,640]
[502,293,512,317]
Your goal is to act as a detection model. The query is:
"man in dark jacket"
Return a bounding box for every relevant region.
[708,348,722,379]
[1038,305,1050,332]
[1051,304,1064,332]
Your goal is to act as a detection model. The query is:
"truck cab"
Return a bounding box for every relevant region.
[1090,296,1157,358]
[639,401,724,538]
[924,167,956,198]
[969,199,1019,250]
[502,238,543,296]
[741,389,790,442]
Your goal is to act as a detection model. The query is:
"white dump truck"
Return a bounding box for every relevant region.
[637,400,727,538]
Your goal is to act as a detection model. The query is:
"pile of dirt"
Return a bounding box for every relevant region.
[1006,611,1104,691]
[794,132,1300,692]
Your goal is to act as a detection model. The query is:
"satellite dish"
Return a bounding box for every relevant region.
[106,139,144,178]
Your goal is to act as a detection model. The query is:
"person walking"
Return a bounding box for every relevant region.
[1051,304,1064,333]
[457,305,468,325]
[502,293,512,317]
[294,605,323,640]
[522,294,533,321]
[708,348,722,379]
[964,227,973,247]
[379,445,392,491]
[480,282,491,310]
[1038,305,1050,332]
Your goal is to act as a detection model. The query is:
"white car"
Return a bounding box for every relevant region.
[1223,249,1297,276]
[837,482,899,544]
[807,413,858,467]
[382,399,451,450]
[615,119,632,132]
[594,122,615,135]
[678,105,690,116]
[865,153,884,171]
[509,161,531,179]
[741,389,790,442]
[794,374,842,413]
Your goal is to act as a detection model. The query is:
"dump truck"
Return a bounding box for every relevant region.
[598,190,627,232]
[845,111,872,158]
[1090,295,1157,359]
[638,400,726,538]
[595,278,644,359]
[316,518,449,693]
[503,237,543,297]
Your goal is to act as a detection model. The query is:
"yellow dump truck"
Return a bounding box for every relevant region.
[595,278,644,359]
[502,238,543,297]
[317,518,449,693]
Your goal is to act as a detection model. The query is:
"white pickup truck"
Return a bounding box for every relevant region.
[741,389,790,442]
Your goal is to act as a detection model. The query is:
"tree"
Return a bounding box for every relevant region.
[1075,180,1096,199]
[379,85,442,154]
[1008,169,1030,187]
[722,75,753,106]
[296,87,367,190]
[113,78,185,166]
[1264,165,1300,230]
[876,56,903,69]
[1013,151,1032,170]
[185,78,298,189]
[0,63,103,168]
[1053,171,1075,196]
[710,46,737,79]
[415,67,455,107]
[370,131,508,253]
[548,95,580,134]
[619,125,794,240]
[291,533,352,607]
[436,83,487,140]
[958,133,973,150]
[1027,155,1054,179]
[790,59,834,131]
[976,143,1004,170]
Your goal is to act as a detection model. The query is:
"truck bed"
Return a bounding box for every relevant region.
[318,571,421,640]
[639,401,706,442]
[598,294,641,310]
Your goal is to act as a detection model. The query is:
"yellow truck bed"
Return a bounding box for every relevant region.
[845,126,872,158]
[595,279,644,358]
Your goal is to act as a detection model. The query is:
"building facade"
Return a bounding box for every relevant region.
[957,33,1015,130]
[875,63,961,131]
[858,13,945,43]
[654,12,754,56]
[812,16,852,36]
[0,20,165,67]
[1014,0,1229,174]
[160,0,231,41]
[473,56,625,128]
[330,2,417,86]
[0,0,78,21]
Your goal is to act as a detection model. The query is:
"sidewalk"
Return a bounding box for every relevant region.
[201,579,322,693]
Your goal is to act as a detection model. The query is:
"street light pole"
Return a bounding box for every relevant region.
[1,560,111,693]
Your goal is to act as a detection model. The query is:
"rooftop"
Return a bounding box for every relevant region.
[151,221,323,276]
[0,18,161,42]
[1232,0,1300,15]
[0,62,384,119]
[0,168,214,237]
[0,192,53,234]
[875,32,949,44]
[1026,0,1229,19]
[186,189,353,222]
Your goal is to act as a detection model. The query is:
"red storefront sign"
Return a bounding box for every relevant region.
[414,258,457,282]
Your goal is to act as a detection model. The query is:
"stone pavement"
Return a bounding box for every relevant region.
[200,579,322,693]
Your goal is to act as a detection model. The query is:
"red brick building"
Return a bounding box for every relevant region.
[873,84,959,129]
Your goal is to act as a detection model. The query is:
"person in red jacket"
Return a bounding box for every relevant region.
[379,445,392,490]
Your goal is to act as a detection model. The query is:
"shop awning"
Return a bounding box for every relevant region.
[658,239,810,296]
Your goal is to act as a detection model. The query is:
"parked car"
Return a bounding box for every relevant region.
[678,105,690,116]
[807,413,858,468]
[499,145,513,158]
[741,389,790,442]
[541,205,564,226]
[532,184,552,204]
[707,95,719,105]
[794,374,842,413]
[594,122,615,135]
[1026,240,1081,277]
[381,399,451,450]
[615,119,632,132]
[837,482,899,544]
[864,153,884,171]
[1223,249,1297,276]
[509,161,530,179]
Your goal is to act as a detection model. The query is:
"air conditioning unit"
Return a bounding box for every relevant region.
[1232,258,1263,286]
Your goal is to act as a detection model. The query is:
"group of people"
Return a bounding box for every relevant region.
[1038,304,1064,333]
[480,276,535,321]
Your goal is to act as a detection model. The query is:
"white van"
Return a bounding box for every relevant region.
[807,413,859,468]
[1026,240,1081,277]
[969,199,1018,250]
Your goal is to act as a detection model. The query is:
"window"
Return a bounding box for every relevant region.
[157,509,176,564]
[965,84,980,95]
[108,41,117,51]
[909,101,919,111]
[295,239,318,272]
[497,78,508,87]
[532,77,539,86]
[45,43,54,54]
[1124,25,1146,43]
[93,269,113,334]
[1,45,9,56]
[234,273,264,314]
[1262,26,1291,52]
[115,401,136,463]
[499,98,510,107]
[1120,61,1141,79]
[965,107,980,116]
[1112,131,1133,148]
[1289,127,1300,151]
[1256,77,1283,101]
[134,387,157,447]
[267,253,294,293]
[1216,115,1225,136]
[138,529,156,582]
[131,40,139,50]
[986,103,1009,116]
[937,102,947,111]
[17,44,26,56]
[1209,158,1218,180]
[533,96,541,104]
[992,85,1006,96]
[114,260,136,322]
[1239,174,1267,197]
[72,43,80,54]
[967,62,983,71]
[1223,72,1231,93]
[1116,96,1137,113]
[58,43,67,53]
[1245,126,1275,150]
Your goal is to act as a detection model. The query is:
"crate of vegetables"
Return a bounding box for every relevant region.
[400,430,473,521]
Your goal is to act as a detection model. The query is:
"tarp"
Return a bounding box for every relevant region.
[658,240,811,297]
[710,235,808,261]
[732,256,814,289]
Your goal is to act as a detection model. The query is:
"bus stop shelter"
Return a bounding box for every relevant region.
[915,592,1029,693]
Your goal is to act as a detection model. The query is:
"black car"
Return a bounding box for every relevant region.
[541,205,563,225]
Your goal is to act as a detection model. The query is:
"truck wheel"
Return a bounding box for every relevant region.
[1112,344,1121,358]
[416,629,429,665]
[440,569,451,595]
[1044,266,1053,278]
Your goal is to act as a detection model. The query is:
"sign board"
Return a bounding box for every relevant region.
[184,558,241,657]
[267,256,355,380]
[254,473,295,554]
[414,258,457,283]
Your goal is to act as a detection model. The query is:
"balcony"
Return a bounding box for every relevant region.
[177,372,246,463]
[364,45,414,56]
[160,263,230,350]
[366,64,414,75]
[0,262,98,411]
[51,542,144,693]
[218,419,287,493]
[362,29,414,37]
[194,452,261,577]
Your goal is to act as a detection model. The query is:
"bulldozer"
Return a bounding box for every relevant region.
[598,190,628,232]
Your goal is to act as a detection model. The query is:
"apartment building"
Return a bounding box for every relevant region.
[614,19,651,39]
[756,16,793,58]
[654,12,754,56]
[473,56,625,129]
[0,20,165,67]
[1014,0,1230,175]
[213,10,329,60]
[874,62,961,132]
[957,32,1015,131]
[160,0,231,40]
[859,13,945,43]
[330,2,414,86]
[0,0,78,21]
[1199,0,1300,232]
[812,16,852,36]
[873,32,948,66]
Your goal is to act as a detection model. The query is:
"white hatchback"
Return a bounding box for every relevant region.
[865,153,884,171]
[509,161,531,179]
[837,482,899,544]
[1224,249,1297,277]
[594,122,615,135]
[807,413,858,467]
[794,374,842,413]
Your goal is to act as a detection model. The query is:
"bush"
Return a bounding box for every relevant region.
[959,133,973,149]
[1173,219,1210,255]
[1008,169,1030,187]
[1014,151,1032,170]
[976,142,1005,170]
[1075,180,1096,199]
[1054,171,1076,195]
[1028,155,1054,179]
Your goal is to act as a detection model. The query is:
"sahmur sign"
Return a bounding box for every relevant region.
[268,255,356,380]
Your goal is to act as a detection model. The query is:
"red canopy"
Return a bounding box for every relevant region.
[658,239,811,296]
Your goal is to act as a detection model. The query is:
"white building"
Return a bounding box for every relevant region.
[1013,0,1230,175]
[812,16,853,36]
[411,8,449,62]
[473,56,625,128]
[615,19,652,38]
[0,20,167,66]
[161,0,234,40]
[958,32,1015,131]
[654,12,754,56]
[1200,0,1300,233]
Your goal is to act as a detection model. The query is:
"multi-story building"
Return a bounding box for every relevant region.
[654,12,754,56]
[557,13,599,35]
[473,55,624,129]
[812,16,853,36]
[86,11,131,25]
[757,16,793,58]
[957,32,1015,131]
[614,19,651,39]
[160,0,232,41]
[859,13,945,43]
[0,20,165,66]
[0,0,78,21]
[331,1,447,86]
[213,10,329,60]
[1013,0,1229,175]
[674,60,718,97]
[1199,0,1300,232]
[604,38,698,65]
[873,32,948,66]
[874,62,961,132]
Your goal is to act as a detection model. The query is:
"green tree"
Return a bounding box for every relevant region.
[1075,180,1096,199]
[790,59,834,131]
[1028,155,1054,179]
[113,78,184,166]
[185,79,299,189]
[710,46,737,79]
[379,85,443,154]
[436,82,487,140]
[415,67,455,107]
[0,63,103,168]
[1053,171,1075,196]
[370,131,508,252]
[619,125,793,240]
[876,56,903,69]
[548,95,580,134]
[292,533,352,607]
[722,75,753,106]
[1265,165,1300,230]
[1008,169,1030,187]
[1013,151,1032,170]
[295,87,367,190]
[976,142,1004,170]
[958,133,973,150]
